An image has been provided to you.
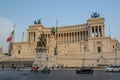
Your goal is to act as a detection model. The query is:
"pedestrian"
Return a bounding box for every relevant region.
[17,64,20,71]
[13,64,16,69]
[11,64,14,69]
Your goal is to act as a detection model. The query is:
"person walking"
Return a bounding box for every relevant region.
[17,64,20,71]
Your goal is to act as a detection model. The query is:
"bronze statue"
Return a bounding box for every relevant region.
[91,12,100,18]
[34,19,41,24]
[37,31,46,51]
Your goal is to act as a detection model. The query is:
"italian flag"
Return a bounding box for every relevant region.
[7,30,14,42]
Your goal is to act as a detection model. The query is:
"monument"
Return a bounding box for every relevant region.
[8,13,120,67]
[33,31,48,69]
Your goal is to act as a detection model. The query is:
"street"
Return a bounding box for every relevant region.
[0,70,120,80]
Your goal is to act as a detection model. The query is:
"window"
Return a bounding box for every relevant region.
[113,46,114,49]
[97,47,101,53]
[18,50,21,54]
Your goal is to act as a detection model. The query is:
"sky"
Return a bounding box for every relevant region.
[0,0,120,53]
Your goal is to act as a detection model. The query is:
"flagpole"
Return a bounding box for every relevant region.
[13,25,15,42]
[7,25,15,54]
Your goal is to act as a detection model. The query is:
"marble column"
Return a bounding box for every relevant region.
[97,26,100,37]
[71,32,72,42]
[94,26,95,37]
[84,31,86,40]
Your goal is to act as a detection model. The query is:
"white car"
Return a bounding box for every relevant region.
[105,65,120,72]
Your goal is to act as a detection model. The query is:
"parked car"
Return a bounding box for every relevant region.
[76,66,94,74]
[41,67,50,73]
[105,65,120,72]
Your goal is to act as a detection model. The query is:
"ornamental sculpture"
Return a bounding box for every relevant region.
[91,12,100,18]
[34,19,41,24]
[37,31,47,52]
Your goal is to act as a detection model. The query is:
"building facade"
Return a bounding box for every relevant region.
[11,16,120,67]
[0,47,3,54]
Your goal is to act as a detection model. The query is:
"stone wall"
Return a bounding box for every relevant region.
[12,42,35,58]
[47,38,120,67]
[0,47,3,54]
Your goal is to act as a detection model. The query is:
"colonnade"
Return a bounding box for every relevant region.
[90,26,104,38]
[45,30,88,44]
[28,32,36,43]
[27,25,104,44]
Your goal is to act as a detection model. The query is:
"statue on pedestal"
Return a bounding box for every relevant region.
[36,31,47,52]
[33,31,47,69]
